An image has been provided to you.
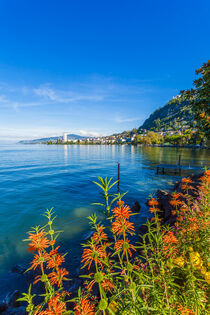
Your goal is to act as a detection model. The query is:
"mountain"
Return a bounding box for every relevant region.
[19,134,87,144]
[138,96,194,133]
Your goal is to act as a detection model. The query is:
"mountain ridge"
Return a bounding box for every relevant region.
[19,134,87,144]
[138,96,193,133]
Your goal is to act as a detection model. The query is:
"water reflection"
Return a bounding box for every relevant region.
[63,145,68,163]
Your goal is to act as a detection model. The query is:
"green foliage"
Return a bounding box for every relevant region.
[92,177,126,219]
[138,97,193,133]
[18,173,210,314]
[135,131,163,145]
[181,60,210,138]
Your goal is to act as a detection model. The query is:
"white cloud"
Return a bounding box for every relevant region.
[114,116,141,123]
[79,130,100,137]
[33,85,104,103]
[0,126,104,141]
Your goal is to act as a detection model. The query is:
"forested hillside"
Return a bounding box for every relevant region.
[139,96,193,132]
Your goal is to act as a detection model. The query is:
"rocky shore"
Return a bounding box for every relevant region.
[0,173,205,314]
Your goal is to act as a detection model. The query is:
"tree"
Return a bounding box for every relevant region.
[131,128,137,134]
[135,131,163,145]
[181,60,210,138]
[154,118,161,131]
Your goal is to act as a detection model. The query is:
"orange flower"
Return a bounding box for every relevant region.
[49,240,55,246]
[112,204,132,220]
[49,246,60,256]
[200,111,205,118]
[39,294,66,315]
[101,278,116,293]
[151,217,161,222]
[149,207,160,213]
[177,216,184,222]
[29,252,49,270]
[48,268,69,287]
[112,218,135,237]
[163,232,178,245]
[181,178,193,184]
[28,230,50,252]
[204,169,210,176]
[200,176,210,184]
[188,217,198,222]
[74,295,95,315]
[81,244,107,270]
[188,223,199,232]
[114,238,136,257]
[92,225,108,244]
[117,200,124,206]
[148,198,158,206]
[172,210,177,216]
[86,273,115,293]
[177,304,194,315]
[171,193,181,199]
[181,185,187,190]
[179,206,188,213]
[47,254,65,269]
[170,199,182,207]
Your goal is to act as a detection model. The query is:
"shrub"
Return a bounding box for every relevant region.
[19,171,210,314]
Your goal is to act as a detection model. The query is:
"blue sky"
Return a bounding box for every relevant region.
[0,0,209,141]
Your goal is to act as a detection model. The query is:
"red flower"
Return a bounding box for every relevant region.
[81,244,107,270]
[204,169,210,176]
[181,178,193,184]
[148,198,158,206]
[39,294,66,315]
[92,225,108,244]
[29,252,49,270]
[28,230,49,252]
[49,246,60,256]
[170,199,182,207]
[48,268,69,287]
[86,273,115,293]
[74,295,95,315]
[188,223,199,232]
[101,278,116,293]
[163,232,178,245]
[47,254,65,269]
[112,217,135,237]
[114,238,136,257]
[117,200,124,206]
[171,193,181,199]
[149,207,160,213]
[200,175,210,184]
[112,204,132,220]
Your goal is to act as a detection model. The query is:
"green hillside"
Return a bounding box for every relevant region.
[138,96,193,133]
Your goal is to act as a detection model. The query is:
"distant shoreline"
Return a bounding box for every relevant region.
[18,142,209,149]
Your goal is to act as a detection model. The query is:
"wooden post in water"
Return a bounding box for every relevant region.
[178,155,181,166]
[117,162,120,192]
[178,154,181,175]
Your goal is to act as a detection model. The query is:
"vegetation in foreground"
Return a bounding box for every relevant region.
[19,171,210,314]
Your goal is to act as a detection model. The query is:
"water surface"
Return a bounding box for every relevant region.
[0,144,209,296]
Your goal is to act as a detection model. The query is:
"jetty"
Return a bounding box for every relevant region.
[156,156,210,175]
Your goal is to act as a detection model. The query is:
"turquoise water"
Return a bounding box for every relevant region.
[0,144,209,295]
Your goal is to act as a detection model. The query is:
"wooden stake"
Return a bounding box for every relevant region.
[118,162,120,192]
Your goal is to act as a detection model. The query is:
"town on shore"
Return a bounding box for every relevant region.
[47,128,209,148]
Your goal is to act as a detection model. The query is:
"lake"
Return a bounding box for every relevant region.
[0,144,209,296]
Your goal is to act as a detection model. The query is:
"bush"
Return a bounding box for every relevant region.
[19,172,210,314]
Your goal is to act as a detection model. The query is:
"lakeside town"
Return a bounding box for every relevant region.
[47,123,208,147]
[27,92,209,147]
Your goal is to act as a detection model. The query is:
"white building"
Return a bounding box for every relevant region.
[63,132,68,143]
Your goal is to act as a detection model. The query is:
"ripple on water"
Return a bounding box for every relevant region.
[0,144,209,293]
